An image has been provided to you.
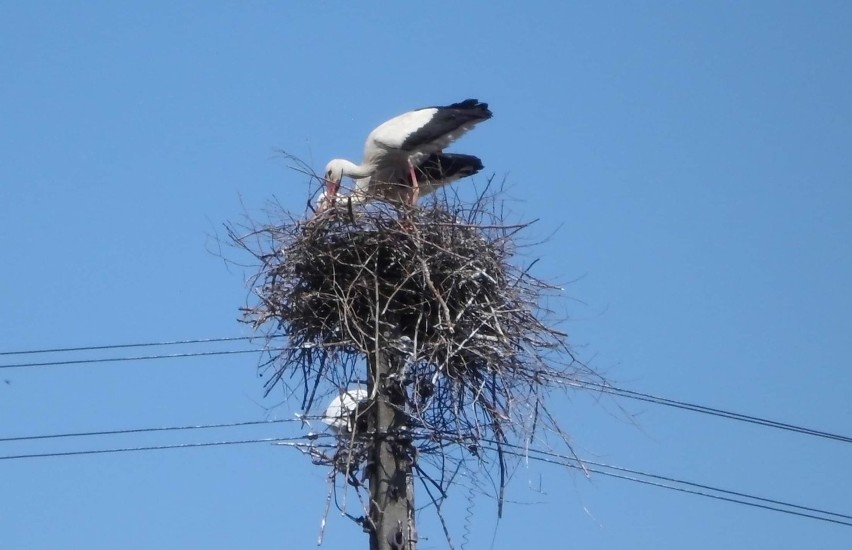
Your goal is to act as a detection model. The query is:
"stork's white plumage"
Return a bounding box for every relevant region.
[319,99,492,210]
[322,387,369,434]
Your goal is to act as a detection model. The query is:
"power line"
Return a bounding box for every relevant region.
[491,440,852,522]
[0,347,287,370]
[4,427,847,530]
[0,435,322,461]
[0,335,280,357]
[0,418,307,443]
[2,336,850,445]
[482,443,852,528]
[569,379,852,445]
[11,410,840,520]
[3,335,846,530]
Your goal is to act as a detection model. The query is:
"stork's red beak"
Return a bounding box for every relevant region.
[324,179,340,200]
[318,179,340,213]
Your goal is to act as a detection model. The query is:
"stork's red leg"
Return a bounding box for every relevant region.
[408,162,419,205]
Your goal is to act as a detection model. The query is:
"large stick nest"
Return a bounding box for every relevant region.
[229,187,589,508]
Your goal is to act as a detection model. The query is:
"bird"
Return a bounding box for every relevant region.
[319,99,492,210]
[317,152,484,210]
[322,387,369,435]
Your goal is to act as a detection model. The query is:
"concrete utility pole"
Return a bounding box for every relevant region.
[367,348,416,550]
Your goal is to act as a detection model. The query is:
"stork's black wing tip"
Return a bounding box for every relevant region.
[420,153,485,180]
[447,98,493,119]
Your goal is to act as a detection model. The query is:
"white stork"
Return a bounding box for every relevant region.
[319,99,492,210]
[321,387,369,434]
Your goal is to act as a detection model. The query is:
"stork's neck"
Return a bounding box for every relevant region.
[337,159,374,179]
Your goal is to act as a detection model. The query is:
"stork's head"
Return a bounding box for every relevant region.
[315,160,346,213]
[323,159,347,200]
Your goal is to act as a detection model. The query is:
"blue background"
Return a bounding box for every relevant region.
[2,2,850,548]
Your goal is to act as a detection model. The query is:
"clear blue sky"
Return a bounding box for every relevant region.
[2,2,851,548]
